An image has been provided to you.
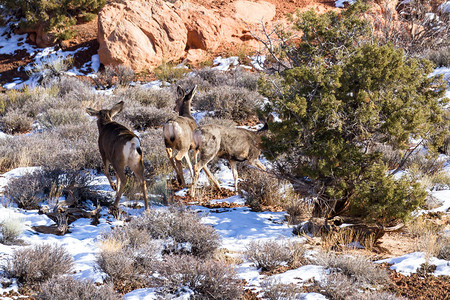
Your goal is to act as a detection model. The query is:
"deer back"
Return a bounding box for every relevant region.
[220,127,262,162]
[163,116,197,149]
[98,122,140,162]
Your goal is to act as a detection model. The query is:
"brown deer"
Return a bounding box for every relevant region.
[86,101,149,211]
[163,85,198,187]
[189,122,269,198]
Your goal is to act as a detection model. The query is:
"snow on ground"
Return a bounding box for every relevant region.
[440,1,450,13]
[212,56,240,71]
[0,22,101,89]
[377,252,450,276]
[335,0,356,8]
[198,204,304,252]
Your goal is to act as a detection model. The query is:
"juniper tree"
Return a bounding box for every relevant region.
[259,2,449,225]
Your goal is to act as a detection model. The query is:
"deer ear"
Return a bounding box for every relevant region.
[110,101,124,117]
[86,108,99,116]
[185,85,197,101]
[177,86,185,99]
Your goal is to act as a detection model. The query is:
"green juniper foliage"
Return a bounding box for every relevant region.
[260,2,448,225]
[0,0,105,41]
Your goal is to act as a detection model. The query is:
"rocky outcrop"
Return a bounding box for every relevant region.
[97,0,277,72]
[98,0,187,71]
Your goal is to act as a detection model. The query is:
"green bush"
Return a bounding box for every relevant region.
[259,2,449,224]
[0,0,106,41]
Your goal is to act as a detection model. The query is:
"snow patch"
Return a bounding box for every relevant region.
[335,0,356,8]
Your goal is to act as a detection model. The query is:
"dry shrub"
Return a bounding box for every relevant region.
[97,228,162,290]
[0,108,34,134]
[50,76,94,99]
[140,128,172,176]
[193,85,263,121]
[373,0,450,54]
[192,68,230,86]
[0,216,24,244]
[314,272,356,300]
[244,240,306,272]
[198,116,236,127]
[0,86,45,115]
[422,47,450,67]
[94,65,135,88]
[3,244,73,286]
[239,169,284,211]
[0,122,102,172]
[261,279,302,300]
[37,107,89,129]
[120,105,172,130]
[314,252,389,286]
[114,86,174,109]
[178,67,260,90]
[156,255,243,300]
[314,272,404,300]
[128,207,220,258]
[283,195,312,225]
[38,276,120,300]
[4,170,46,209]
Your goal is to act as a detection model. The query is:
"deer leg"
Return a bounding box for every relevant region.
[202,165,221,190]
[229,160,239,193]
[113,167,127,209]
[175,150,188,187]
[131,161,149,211]
[189,164,201,198]
[103,159,117,191]
[250,159,266,171]
[182,152,194,182]
[166,148,184,186]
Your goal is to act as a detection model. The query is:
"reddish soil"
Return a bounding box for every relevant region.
[385,264,450,300]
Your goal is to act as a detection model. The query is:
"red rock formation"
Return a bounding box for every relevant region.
[97,0,277,72]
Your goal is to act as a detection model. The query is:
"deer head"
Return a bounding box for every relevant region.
[174,85,197,117]
[86,101,124,127]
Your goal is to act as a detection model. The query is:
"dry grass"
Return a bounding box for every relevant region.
[239,169,285,211]
[407,216,448,261]
[320,227,378,252]
[154,61,190,83]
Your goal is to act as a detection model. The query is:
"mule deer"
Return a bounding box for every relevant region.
[86,101,149,210]
[189,122,268,198]
[163,85,198,187]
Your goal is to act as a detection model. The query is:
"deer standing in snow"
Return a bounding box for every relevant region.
[86,101,149,211]
[163,86,198,187]
[189,122,268,198]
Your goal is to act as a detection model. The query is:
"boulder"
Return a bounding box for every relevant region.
[98,0,187,72]
[97,0,277,71]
